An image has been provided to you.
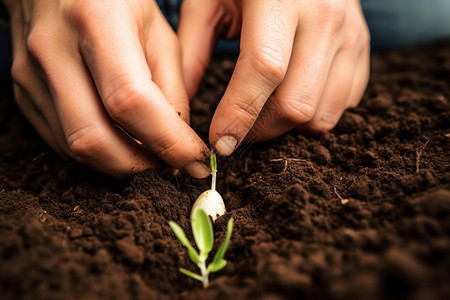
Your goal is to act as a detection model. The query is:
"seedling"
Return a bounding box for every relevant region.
[169,207,234,288]
[191,149,226,222]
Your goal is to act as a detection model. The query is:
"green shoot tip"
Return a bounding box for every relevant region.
[210,149,217,173]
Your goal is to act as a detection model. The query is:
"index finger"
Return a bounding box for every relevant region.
[76,4,211,177]
[209,0,297,156]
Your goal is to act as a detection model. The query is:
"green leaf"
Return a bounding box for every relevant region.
[191,208,214,256]
[179,268,203,282]
[169,221,190,246]
[211,217,233,266]
[187,248,201,263]
[210,149,217,173]
[208,259,227,273]
[169,221,201,263]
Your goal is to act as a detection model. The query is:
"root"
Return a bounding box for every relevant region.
[31,151,53,162]
[333,187,349,205]
[416,138,431,174]
[269,158,308,173]
[269,158,308,163]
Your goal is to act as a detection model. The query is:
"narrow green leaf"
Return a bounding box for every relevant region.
[187,248,201,264]
[211,217,233,265]
[169,221,201,263]
[179,268,203,282]
[191,208,214,255]
[169,221,190,246]
[208,259,227,273]
[210,149,217,173]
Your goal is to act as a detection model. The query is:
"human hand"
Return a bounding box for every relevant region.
[179,0,370,156]
[3,0,211,177]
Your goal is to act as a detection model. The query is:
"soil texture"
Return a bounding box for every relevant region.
[1,42,450,300]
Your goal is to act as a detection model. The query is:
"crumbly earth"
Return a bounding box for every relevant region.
[1,41,449,300]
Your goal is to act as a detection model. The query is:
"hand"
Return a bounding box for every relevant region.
[3,0,211,177]
[179,0,370,156]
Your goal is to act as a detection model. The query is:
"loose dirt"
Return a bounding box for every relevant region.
[1,42,449,300]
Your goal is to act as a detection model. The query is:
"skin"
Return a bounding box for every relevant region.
[179,0,371,156]
[2,0,211,178]
[2,0,370,176]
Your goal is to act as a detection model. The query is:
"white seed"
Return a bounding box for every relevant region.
[191,190,226,222]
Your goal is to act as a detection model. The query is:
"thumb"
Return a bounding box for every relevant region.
[178,0,223,99]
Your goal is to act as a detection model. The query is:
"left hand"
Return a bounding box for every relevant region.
[178,0,370,156]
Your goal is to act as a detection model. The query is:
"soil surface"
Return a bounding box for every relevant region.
[1,42,450,300]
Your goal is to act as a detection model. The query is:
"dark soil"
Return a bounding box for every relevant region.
[1,41,449,300]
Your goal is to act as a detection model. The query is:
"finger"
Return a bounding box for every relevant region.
[297,63,353,134]
[16,18,164,176]
[40,51,164,176]
[178,0,223,99]
[299,31,371,134]
[209,0,297,156]
[244,18,339,142]
[347,45,370,107]
[145,11,190,124]
[76,6,211,177]
[11,53,68,154]
[13,84,64,154]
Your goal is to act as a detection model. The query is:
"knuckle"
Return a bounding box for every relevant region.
[279,94,317,125]
[63,0,109,39]
[63,0,99,26]
[12,85,28,107]
[105,80,147,123]
[231,99,262,125]
[318,0,346,32]
[345,18,370,51]
[11,55,30,87]
[152,136,183,163]
[180,0,197,16]
[26,26,53,59]
[67,125,107,160]
[361,25,371,50]
[250,45,287,85]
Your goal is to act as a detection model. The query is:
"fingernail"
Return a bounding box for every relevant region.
[215,136,237,156]
[184,161,211,178]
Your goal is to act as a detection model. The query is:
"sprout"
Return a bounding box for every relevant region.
[169,207,234,288]
[191,149,226,222]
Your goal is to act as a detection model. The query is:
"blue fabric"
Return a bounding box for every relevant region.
[361,0,450,50]
[155,0,240,55]
[155,0,182,30]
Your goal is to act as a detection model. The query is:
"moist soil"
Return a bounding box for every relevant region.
[1,42,450,300]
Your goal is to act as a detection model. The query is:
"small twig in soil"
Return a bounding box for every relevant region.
[416,138,431,174]
[39,210,48,223]
[31,151,53,162]
[333,187,349,205]
[269,158,308,162]
[269,158,308,173]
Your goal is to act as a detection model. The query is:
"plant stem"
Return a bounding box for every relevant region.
[210,149,217,192]
[211,172,216,192]
[197,261,209,288]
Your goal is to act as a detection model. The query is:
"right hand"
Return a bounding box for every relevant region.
[3,0,211,178]
[179,0,370,156]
